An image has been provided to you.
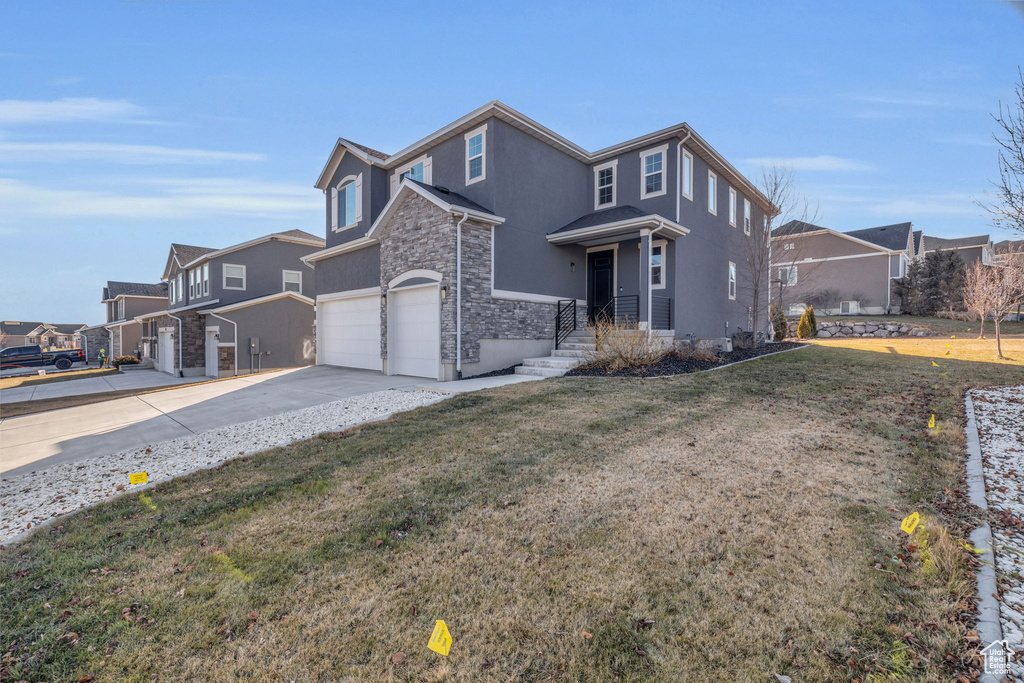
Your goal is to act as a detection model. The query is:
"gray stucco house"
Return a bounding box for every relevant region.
[770,220,915,315]
[917,234,994,269]
[136,230,325,377]
[99,281,168,359]
[304,100,772,380]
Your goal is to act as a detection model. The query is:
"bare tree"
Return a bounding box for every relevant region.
[741,164,820,337]
[963,258,1024,358]
[963,260,995,338]
[982,68,1024,237]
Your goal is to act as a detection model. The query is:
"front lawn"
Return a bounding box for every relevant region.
[812,314,1024,339]
[2,340,1021,681]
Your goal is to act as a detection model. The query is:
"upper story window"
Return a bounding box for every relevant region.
[651,240,666,289]
[224,264,246,290]
[392,155,432,195]
[708,171,718,215]
[779,266,798,286]
[640,144,668,199]
[681,149,693,200]
[283,270,302,293]
[167,279,175,304]
[202,263,210,296]
[743,198,751,235]
[331,174,362,231]
[176,273,183,303]
[783,242,795,251]
[729,187,737,227]
[118,299,125,320]
[188,269,196,299]
[594,160,617,209]
[465,124,486,185]
[728,261,737,300]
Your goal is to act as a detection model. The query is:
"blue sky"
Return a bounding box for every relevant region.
[1,0,1022,324]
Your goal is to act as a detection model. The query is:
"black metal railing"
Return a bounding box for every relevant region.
[594,295,640,325]
[652,296,672,330]
[555,299,577,349]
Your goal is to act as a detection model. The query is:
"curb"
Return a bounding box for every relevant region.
[965,390,1005,682]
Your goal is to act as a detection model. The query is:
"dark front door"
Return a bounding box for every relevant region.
[588,250,615,321]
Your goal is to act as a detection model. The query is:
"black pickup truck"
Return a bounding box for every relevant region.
[0,345,87,371]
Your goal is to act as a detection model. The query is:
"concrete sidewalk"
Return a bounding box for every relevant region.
[0,366,539,478]
[1,369,207,402]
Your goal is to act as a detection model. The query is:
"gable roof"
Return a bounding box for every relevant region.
[315,100,773,211]
[162,231,325,279]
[913,230,923,256]
[365,179,504,240]
[994,239,1024,253]
[845,222,913,252]
[921,234,990,252]
[104,280,168,301]
[172,243,217,266]
[49,323,86,334]
[771,220,829,238]
[1,320,47,335]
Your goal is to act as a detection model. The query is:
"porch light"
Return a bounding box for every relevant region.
[441,286,448,300]
[570,261,576,272]
[381,292,387,304]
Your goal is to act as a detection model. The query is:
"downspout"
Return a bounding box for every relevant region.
[455,212,470,379]
[166,311,184,378]
[206,312,238,377]
[675,132,692,223]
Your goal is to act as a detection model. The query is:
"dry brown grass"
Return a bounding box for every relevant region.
[0,367,120,391]
[2,343,1020,681]
[582,318,668,371]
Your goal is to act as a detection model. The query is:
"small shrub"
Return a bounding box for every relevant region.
[672,340,718,362]
[769,302,788,341]
[583,318,668,371]
[934,309,978,322]
[797,306,816,339]
[113,355,140,368]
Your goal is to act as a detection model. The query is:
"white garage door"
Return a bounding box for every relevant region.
[158,330,174,375]
[318,295,380,370]
[391,285,440,379]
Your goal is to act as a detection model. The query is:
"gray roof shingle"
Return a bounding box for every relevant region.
[550,206,649,235]
[1,321,46,335]
[172,243,217,265]
[770,220,829,238]
[270,229,324,243]
[922,234,990,251]
[105,281,168,299]
[845,222,912,251]
[342,138,389,160]
[408,180,496,215]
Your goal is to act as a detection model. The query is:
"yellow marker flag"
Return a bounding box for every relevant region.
[901,512,920,534]
[928,414,935,429]
[931,361,939,367]
[428,620,452,656]
[129,472,148,484]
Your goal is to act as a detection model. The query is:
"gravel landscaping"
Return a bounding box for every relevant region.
[0,388,446,546]
[972,385,1024,679]
[565,341,806,378]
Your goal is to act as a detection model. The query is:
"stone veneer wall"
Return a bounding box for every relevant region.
[149,311,206,372]
[218,346,234,373]
[786,320,937,339]
[377,193,584,367]
[81,327,109,362]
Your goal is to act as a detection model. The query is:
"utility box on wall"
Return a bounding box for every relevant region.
[249,337,260,354]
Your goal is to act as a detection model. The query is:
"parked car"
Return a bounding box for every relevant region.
[0,345,86,370]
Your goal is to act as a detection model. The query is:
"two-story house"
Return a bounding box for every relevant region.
[137,230,324,377]
[303,100,772,381]
[1,321,84,349]
[770,220,915,316]
[917,234,994,268]
[99,281,168,359]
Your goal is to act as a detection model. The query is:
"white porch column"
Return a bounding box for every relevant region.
[639,229,652,327]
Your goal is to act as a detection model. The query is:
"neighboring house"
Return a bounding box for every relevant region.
[918,234,994,268]
[1,321,84,348]
[304,100,772,381]
[136,230,324,377]
[101,281,168,359]
[79,324,110,363]
[992,239,1024,267]
[770,220,915,315]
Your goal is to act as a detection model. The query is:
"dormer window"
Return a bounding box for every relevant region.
[640,144,668,199]
[594,160,617,209]
[392,155,432,195]
[331,174,362,231]
[465,124,486,185]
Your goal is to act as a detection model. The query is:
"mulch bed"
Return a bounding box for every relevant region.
[565,341,807,378]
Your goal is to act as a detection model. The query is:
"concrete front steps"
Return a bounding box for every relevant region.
[514,332,594,378]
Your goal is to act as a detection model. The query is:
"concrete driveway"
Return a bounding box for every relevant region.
[0,366,536,478]
[1,369,206,402]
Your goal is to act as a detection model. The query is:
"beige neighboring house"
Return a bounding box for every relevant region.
[993,239,1024,268]
[770,221,914,316]
[101,281,169,358]
[1,321,84,348]
[917,234,994,268]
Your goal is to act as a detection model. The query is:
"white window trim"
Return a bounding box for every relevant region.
[639,143,669,199]
[390,154,433,196]
[651,239,667,290]
[176,273,183,303]
[465,124,487,186]
[779,266,798,286]
[189,269,196,298]
[743,198,751,235]
[729,187,737,227]
[681,149,693,200]
[593,159,618,210]
[118,299,125,320]
[223,263,247,291]
[728,261,737,300]
[708,171,718,215]
[333,174,363,232]
[840,300,860,315]
[282,269,302,292]
[202,263,210,296]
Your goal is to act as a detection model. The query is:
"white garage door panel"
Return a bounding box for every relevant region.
[391,286,439,379]
[318,295,380,370]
